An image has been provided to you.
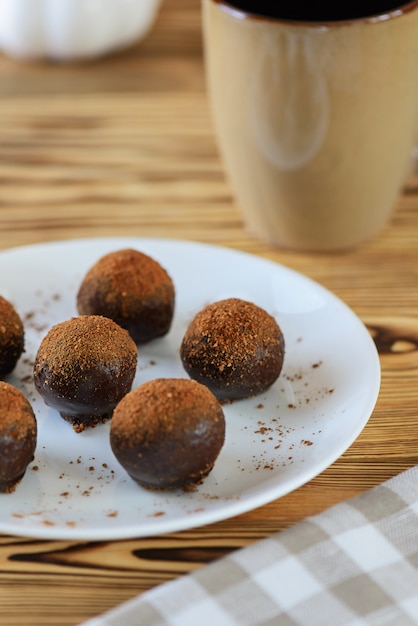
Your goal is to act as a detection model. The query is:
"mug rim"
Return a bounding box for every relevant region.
[208,0,418,25]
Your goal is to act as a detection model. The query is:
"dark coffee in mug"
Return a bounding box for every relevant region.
[218,0,411,21]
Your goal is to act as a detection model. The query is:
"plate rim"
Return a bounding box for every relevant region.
[0,236,381,540]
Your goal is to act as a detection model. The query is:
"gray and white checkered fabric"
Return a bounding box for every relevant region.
[82,466,418,626]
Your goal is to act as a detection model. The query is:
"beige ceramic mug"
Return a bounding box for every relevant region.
[202,0,418,251]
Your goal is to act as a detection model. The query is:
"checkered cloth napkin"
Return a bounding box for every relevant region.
[81,465,418,626]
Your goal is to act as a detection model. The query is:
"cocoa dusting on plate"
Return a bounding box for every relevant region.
[311,361,323,369]
[282,358,336,409]
[23,309,49,334]
[42,520,55,526]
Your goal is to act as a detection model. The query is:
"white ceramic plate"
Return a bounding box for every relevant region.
[0,238,380,540]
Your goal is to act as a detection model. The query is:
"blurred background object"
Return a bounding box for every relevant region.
[0,0,163,61]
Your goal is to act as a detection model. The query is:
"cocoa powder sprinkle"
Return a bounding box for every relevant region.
[0,296,24,376]
[35,315,136,377]
[180,298,285,401]
[80,248,172,299]
[0,382,36,438]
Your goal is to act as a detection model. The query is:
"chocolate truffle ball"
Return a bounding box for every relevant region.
[0,382,37,493]
[110,378,225,490]
[77,248,175,344]
[180,298,285,402]
[33,315,138,432]
[0,296,24,377]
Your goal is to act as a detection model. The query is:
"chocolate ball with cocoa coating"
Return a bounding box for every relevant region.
[110,378,225,490]
[0,381,37,493]
[0,296,24,377]
[33,315,138,433]
[77,248,175,344]
[180,298,285,402]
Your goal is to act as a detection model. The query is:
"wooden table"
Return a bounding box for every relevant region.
[1,1,418,624]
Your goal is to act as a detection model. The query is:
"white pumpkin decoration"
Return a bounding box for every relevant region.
[0,0,163,61]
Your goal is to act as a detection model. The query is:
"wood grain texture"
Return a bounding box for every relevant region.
[1,0,418,624]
